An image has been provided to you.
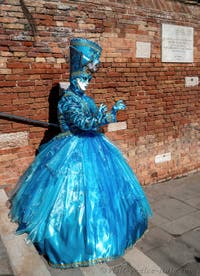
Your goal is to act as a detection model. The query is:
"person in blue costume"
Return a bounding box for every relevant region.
[9,38,153,269]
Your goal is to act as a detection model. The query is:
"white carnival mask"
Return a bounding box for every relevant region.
[77,78,90,91]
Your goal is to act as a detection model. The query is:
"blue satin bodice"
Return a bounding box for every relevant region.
[57,89,116,134]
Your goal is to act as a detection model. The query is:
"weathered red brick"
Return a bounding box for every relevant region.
[0,0,199,189]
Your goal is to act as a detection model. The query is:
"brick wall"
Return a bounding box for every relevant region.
[0,0,200,191]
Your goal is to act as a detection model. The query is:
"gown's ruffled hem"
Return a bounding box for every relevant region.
[48,255,119,269]
[9,215,150,269]
[47,227,150,269]
[48,236,147,269]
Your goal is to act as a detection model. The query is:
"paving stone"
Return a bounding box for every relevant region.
[147,219,155,229]
[42,256,83,276]
[184,197,200,209]
[0,238,7,257]
[180,173,200,189]
[189,181,200,193]
[124,247,168,276]
[106,256,140,276]
[191,210,200,220]
[81,263,116,276]
[0,189,8,208]
[145,172,200,202]
[0,190,51,276]
[48,267,83,276]
[167,174,200,201]
[106,257,125,267]
[171,186,200,201]
[144,180,179,197]
[111,261,141,276]
[0,255,14,276]
[169,262,200,276]
[151,198,196,220]
[159,211,200,235]
[143,189,168,203]
[0,236,13,276]
[169,172,200,187]
[145,239,196,274]
[149,212,171,227]
[178,228,200,252]
[135,227,175,253]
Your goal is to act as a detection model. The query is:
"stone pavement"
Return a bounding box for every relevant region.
[0,171,200,276]
[136,171,200,276]
[0,235,13,276]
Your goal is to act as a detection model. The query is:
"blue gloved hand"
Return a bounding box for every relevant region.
[111,100,126,115]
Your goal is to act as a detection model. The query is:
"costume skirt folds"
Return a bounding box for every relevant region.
[9,132,153,268]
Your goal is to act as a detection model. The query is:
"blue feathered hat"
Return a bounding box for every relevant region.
[69,38,102,81]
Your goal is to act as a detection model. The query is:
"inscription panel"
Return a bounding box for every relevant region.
[162,24,193,63]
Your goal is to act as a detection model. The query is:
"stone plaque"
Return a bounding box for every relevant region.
[0,131,28,150]
[162,24,193,63]
[107,121,127,132]
[136,42,151,58]
[185,76,199,87]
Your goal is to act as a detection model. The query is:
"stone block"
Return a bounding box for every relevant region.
[42,256,83,276]
[124,247,168,276]
[107,121,127,132]
[171,186,200,201]
[111,261,140,276]
[0,189,8,208]
[0,255,13,275]
[145,239,195,274]
[178,227,200,252]
[0,236,13,275]
[41,256,83,276]
[135,227,174,253]
[0,131,29,150]
[151,198,196,220]
[0,190,51,276]
[170,262,200,276]
[81,263,116,276]
[159,211,200,235]
[149,212,171,227]
[184,196,200,209]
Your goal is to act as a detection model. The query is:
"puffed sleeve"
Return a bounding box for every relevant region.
[58,93,116,132]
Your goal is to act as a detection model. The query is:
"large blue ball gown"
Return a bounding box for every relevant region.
[9,88,153,268]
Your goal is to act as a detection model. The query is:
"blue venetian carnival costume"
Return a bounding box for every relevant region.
[9,38,153,268]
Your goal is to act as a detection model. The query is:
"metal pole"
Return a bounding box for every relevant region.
[0,112,59,128]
